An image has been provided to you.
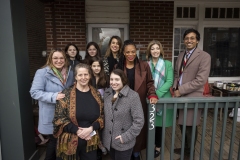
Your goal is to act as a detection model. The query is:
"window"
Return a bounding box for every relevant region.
[203,28,240,77]
[205,7,240,19]
[176,7,196,19]
[87,24,129,57]
[175,2,240,82]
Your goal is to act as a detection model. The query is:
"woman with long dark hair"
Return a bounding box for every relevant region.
[84,42,102,65]
[103,36,122,76]
[90,57,109,96]
[116,40,158,160]
[65,43,82,70]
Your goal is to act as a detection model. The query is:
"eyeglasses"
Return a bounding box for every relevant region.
[184,37,196,41]
[52,57,65,61]
[88,49,97,52]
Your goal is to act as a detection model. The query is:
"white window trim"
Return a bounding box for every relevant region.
[174,2,240,82]
[87,24,129,43]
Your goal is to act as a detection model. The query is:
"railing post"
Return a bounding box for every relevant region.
[228,102,239,160]
[200,102,208,160]
[170,103,178,160]
[147,103,156,160]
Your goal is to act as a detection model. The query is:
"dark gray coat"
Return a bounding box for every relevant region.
[102,85,144,151]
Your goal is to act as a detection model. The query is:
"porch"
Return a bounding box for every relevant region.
[38,98,240,160]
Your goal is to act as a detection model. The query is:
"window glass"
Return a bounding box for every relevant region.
[190,7,196,18]
[233,8,239,18]
[173,27,191,67]
[212,8,219,18]
[205,8,211,18]
[177,7,182,18]
[183,7,189,18]
[203,28,240,77]
[220,8,225,18]
[226,8,233,18]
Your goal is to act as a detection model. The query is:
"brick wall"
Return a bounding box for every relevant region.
[25,0,47,79]
[44,0,86,52]
[130,1,174,60]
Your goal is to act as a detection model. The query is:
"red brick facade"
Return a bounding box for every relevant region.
[44,0,86,51]
[42,1,173,61]
[25,0,47,79]
[130,1,174,60]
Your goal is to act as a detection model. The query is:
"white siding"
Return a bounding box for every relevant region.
[85,1,129,23]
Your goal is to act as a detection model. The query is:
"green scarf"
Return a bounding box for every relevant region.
[52,67,67,84]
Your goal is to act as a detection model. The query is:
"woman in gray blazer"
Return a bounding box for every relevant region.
[102,69,144,160]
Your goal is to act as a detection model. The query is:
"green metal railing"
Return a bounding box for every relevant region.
[147,97,240,160]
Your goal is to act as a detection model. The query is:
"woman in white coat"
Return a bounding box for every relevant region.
[30,49,74,160]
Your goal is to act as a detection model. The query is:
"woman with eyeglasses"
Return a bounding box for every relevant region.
[116,40,158,160]
[65,43,82,70]
[83,42,102,65]
[103,36,123,76]
[30,49,74,160]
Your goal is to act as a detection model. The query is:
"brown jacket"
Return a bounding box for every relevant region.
[173,47,211,126]
[120,60,157,152]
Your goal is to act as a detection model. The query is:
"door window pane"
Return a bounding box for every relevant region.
[92,28,124,57]
[203,28,240,77]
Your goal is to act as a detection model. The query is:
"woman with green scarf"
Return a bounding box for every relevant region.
[146,40,174,158]
[30,49,74,160]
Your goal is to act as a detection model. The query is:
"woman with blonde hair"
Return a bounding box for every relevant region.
[30,49,74,160]
[146,40,173,158]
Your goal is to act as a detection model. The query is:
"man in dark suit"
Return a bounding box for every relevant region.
[173,28,211,159]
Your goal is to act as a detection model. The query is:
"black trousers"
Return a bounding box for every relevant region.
[75,138,97,160]
[45,135,57,160]
[110,147,133,160]
[179,125,198,154]
[76,147,97,160]
[155,127,163,148]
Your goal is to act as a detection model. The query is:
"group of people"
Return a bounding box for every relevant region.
[30,28,211,160]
